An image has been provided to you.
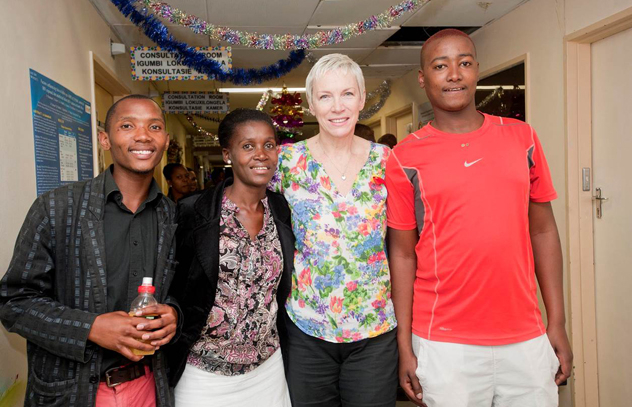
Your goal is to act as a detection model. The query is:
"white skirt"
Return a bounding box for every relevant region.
[175,350,291,407]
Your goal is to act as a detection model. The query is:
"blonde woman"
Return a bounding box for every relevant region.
[270,54,398,407]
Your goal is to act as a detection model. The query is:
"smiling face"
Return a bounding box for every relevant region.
[222,121,278,189]
[418,35,479,115]
[309,69,366,139]
[98,98,169,176]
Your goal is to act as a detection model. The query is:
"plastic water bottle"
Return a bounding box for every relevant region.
[129,277,158,356]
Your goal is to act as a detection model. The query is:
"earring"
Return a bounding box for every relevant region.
[227,159,232,164]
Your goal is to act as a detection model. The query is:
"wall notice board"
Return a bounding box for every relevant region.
[29,69,93,196]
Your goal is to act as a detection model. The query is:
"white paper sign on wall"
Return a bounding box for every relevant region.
[130,46,231,81]
[163,92,229,114]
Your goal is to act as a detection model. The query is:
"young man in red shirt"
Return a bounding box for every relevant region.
[386,29,572,407]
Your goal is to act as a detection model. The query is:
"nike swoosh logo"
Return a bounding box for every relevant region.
[464,158,483,167]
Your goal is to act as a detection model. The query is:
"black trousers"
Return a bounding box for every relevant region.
[284,313,398,407]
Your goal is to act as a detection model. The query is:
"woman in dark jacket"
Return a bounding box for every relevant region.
[167,109,294,407]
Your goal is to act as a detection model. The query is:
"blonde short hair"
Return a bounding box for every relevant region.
[305,53,366,105]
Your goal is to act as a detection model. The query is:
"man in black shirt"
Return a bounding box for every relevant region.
[0,95,179,407]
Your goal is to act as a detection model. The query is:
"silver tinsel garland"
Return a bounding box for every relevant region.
[476,87,504,109]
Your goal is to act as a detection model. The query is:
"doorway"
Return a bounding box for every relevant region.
[565,7,632,407]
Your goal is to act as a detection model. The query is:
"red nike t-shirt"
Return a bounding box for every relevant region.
[386,114,556,345]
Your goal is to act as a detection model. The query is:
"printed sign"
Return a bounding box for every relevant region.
[193,135,219,148]
[130,46,232,80]
[163,92,229,114]
[30,69,93,196]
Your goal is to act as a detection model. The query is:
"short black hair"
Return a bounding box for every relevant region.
[104,94,164,133]
[217,108,276,148]
[377,133,397,148]
[162,163,186,181]
[420,28,477,69]
[211,167,225,182]
[354,123,375,142]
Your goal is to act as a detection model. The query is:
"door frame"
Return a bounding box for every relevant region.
[564,7,632,407]
[384,103,414,138]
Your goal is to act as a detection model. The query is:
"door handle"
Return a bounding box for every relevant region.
[592,187,609,219]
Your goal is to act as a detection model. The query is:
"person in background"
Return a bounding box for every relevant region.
[354,122,376,142]
[163,163,190,203]
[168,109,294,407]
[187,167,199,193]
[270,53,398,407]
[0,95,179,407]
[386,29,572,407]
[205,167,226,190]
[377,133,397,149]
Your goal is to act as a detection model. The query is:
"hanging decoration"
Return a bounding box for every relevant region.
[476,86,525,121]
[476,87,504,109]
[256,90,273,112]
[193,113,223,123]
[167,138,183,163]
[270,87,304,138]
[110,0,306,84]
[186,114,219,142]
[359,80,391,120]
[142,0,430,50]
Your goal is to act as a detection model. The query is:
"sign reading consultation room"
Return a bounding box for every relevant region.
[29,69,93,196]
[131,46,232,80]
[163,92,229,114]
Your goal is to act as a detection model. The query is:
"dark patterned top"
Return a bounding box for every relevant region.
[187,195,284,375]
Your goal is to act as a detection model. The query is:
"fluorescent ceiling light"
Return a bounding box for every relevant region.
[218,87,306,93]
[476,85,525,90]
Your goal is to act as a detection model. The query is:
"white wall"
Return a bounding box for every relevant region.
[0,1,144,403]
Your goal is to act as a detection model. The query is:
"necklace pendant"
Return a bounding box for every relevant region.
[341,174,347,180]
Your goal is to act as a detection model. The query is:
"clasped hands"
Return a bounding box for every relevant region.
[88,304,178,362]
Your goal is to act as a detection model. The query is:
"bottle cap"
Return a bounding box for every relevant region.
[138,277,156,294]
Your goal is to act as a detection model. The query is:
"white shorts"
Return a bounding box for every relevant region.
[412,333,560,407]
[175,350,291,407]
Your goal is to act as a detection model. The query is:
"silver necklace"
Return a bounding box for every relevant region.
[318,137,353,180]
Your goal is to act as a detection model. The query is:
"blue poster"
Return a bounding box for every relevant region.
[30,69,93,196]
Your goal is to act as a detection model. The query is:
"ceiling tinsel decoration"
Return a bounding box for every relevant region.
[476,87,504,109]
[185,114,219,144]
[110,0,306,84]
[193,113,223,123]
[142,0,430,50]
[256,90,273,111]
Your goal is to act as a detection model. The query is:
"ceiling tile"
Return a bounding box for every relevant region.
[114,24,212,48]
[229,49,308,69]
[155,0,209,19]
[362,46,422,65]
[403,0,526,27]
[206,0,321,27]
[303,27,399,49]
[309,48,375,63]
[308,0,418,26]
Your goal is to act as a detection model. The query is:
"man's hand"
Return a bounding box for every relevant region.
[88,311,156,362]
[399,350,427,407]
[547,324,573,385]
[133,304,178,348]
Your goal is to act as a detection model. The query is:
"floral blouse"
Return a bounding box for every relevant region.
[187,195,283,376]
[270,141,396,343]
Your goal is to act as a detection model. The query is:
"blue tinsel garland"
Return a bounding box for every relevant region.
[110,0,306,84]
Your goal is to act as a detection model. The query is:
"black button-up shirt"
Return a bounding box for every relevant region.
[101,166,162,373]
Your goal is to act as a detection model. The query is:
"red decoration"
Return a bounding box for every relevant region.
[270,86,304,131]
